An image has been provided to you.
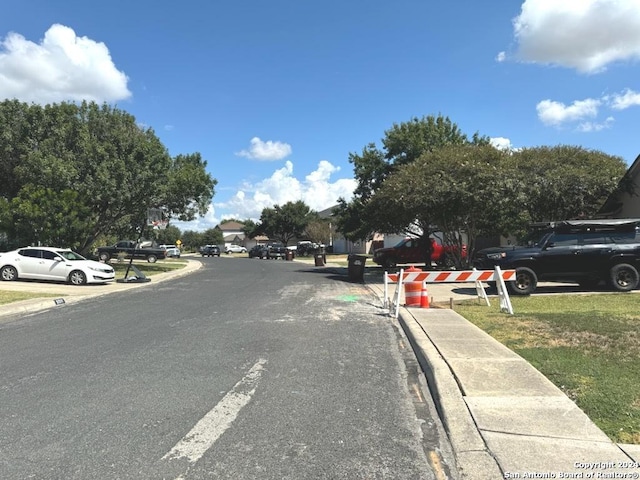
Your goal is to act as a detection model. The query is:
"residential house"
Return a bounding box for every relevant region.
[216,221,246,249]
[598,153,640,218]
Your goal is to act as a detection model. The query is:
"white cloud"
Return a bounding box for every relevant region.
[577,116,614,132]
[536,87,640,129]
[235,137,292,161]
[174,160,357,231]
[0,24,131,104]
[512,0,640,73]
[220,160,356,218]
[490,137,513,150]
[536,98,600,126]
[608,88,640,110]
[495,51,506,63]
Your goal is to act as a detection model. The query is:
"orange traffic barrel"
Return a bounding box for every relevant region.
[404,265,423,307]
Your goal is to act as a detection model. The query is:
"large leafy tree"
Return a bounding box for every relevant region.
[0,100,216,254]
[256,201,316,246]
[512,146,628,224]
[372,145,520,266]
[336,114,490,241]
[373,144,628,267]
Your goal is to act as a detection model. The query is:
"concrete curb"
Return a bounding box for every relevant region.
[397,309,503,480]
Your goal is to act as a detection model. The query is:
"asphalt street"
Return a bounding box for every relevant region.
[0,256,457,479]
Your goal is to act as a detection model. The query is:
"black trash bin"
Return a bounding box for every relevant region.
[347,254,367,282]
[314,253,325,266]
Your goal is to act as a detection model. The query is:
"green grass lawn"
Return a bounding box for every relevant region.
[455,293,640,444]
[0,291,60,305]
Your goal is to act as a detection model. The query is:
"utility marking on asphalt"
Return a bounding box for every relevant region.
[428,450,448,480]
[336,294,359,302]
[411,383,424,403]
[162,358,267,468]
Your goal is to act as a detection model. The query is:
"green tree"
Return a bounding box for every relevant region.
[373,144,628,267]
[180,230,205,252]
[257,201,315,246]
[242,219,259,239]
[512,146,628,225]
[202,227,224,246]
[373,145,519,267]
[0,100,216,254]
[156,225,182,245]
[336,114,489,243]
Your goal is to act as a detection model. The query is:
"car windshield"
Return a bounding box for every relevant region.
[56,250,86,261]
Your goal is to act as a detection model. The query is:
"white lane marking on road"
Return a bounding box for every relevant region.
[162,358,267,465]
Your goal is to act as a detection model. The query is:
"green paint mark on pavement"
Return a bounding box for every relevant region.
[337,295,359,302]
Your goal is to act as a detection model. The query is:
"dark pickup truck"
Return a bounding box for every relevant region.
[97,240,166,263]
[266,243,287,259]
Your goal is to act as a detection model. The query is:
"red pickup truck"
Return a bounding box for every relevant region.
[373,237,466,270]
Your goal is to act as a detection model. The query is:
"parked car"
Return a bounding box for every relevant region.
[473,218,640,295]
[248,245,267,258]
[159,245,181,258]
[96,240,166,263]
[296,240,321,256]
[200,245,221,257]
[0,246,115,285]
[225,244,247,254]
[266,243,287,259]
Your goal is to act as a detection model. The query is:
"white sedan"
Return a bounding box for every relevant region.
[0,247,115,285]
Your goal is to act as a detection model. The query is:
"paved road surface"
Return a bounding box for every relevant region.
[0,256,457,479]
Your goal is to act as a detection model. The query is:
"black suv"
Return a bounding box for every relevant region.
[200,245,221,257]
[473,219,640,295]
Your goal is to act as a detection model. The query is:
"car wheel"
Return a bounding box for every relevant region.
[69,270,87,285]
[610,264,639,292]
[147,254,157,263]
[99,252,110,262]
[508,267,538,295]
[1,265,18,281]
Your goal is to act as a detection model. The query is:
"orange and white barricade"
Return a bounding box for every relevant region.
[384,267,515,317]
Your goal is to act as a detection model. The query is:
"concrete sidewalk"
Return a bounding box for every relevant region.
[366,280,640,479]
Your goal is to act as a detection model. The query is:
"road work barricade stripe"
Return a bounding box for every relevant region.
[386,269,515,284]
[384,267,515,317]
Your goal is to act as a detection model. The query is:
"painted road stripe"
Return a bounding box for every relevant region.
[162,358,267,465]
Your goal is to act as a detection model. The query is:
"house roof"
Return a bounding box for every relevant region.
[598,153,640,217]
[317,205,338,219]
[217,221,245,231]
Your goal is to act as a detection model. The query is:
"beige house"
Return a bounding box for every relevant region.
[216,221,246,249]
[216,221,269,249]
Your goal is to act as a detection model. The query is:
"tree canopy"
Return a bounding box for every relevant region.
[254,201,316,246]
[336,114,490,241]
[0,99,216,253]
[336,112,630,267]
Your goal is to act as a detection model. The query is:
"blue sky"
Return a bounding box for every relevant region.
[2,0,640,232]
